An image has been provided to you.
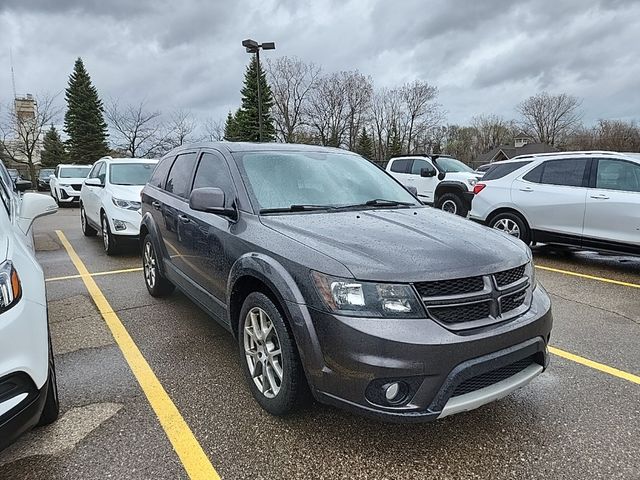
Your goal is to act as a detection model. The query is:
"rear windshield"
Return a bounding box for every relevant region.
[109,163,156,186]
[60,167,91,178]
[39,169,54,178]
[482,161,532,180]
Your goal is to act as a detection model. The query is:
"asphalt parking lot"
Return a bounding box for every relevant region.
[0,206,638,480]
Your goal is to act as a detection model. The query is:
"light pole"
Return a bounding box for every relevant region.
[242,39,275,142]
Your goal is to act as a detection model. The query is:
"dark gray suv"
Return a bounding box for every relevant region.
[140,142,552,422]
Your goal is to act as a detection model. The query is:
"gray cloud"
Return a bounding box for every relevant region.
[1,0,639,130]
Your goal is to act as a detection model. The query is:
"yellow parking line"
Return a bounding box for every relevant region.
[549,346,640,385]
[55,231,220,480]
[536,265,640,289]
[46,267,143,282]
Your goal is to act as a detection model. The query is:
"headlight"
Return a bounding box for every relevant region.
[0,261,21,313]
[112,197,141,211]
[525,261,537,290]
[311,271,423,318]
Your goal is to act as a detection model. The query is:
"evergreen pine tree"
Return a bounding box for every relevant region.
[387,123,403,159]
[41,125,68,167]
[224,111,242,141]
[64,58,109,163]
[355,127,374,160]
[235,56,275,142]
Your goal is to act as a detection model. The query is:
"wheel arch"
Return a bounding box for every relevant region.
[434,181,467,203]
[140,213,170,276]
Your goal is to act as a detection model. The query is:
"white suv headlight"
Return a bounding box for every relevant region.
[112,197,142,211]
[0,261,21,313]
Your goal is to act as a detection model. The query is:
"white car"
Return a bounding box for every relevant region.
[49,164,92,205]
[0,162,59,452]
[386,155,481,216]
[80,157,158,255]
[470,151,640,255]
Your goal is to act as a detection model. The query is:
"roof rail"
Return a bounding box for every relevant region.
[511,150,623,160]
[390,153,453,159]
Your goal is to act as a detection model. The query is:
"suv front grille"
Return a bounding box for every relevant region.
[70,184,82,191]
[416,264,530,330]
[452,355,536,397]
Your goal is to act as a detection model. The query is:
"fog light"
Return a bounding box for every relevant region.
[113,219,127,231]
[383,381,408,405]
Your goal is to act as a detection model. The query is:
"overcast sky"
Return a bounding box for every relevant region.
[1,0,639,130]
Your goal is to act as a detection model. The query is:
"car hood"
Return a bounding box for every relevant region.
[59,177,87,184]
[260,207,530,282]
[108,184,144,202]
[443,171,480,184]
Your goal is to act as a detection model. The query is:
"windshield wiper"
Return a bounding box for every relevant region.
[259,204,336,214]
[334,199,415,209]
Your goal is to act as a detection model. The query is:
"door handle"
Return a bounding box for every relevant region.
[178,214,191,223]
[589,194,610,200]
[519,187,533,192]
[151,201,161,210]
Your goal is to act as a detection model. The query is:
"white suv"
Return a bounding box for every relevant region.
[470,151,640,255]
[386,155,481,216]
[0,162,59,451]
[80,157,158,255]
[49,164,92,205]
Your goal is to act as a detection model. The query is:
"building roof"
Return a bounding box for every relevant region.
[476,142,558,164]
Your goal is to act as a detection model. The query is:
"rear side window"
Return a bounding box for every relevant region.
[596,159,640,192]
[524,159,588,187]
[165,152,198,198]
[390,159,412,173]
[192,152,236,207]
[483,161,531,180]
[149,156,175,189]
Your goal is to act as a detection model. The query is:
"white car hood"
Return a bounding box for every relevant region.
[109,184,144,202]
[59,177,88,185]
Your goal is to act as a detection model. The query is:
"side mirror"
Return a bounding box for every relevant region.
[438,172,446,181]
[404,185,418,197]
[15,179,32,192]
[84,178,104,187]
[18,192,58,234]
[49,174,55,179]
[420,168,436,178]
[189,187,237,219]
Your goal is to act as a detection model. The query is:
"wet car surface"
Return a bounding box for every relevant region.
[0,206,638,479]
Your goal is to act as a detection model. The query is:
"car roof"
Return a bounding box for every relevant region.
[486,150,640,166]
[166,141,356,155]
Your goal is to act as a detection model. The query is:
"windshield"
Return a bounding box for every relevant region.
[39,169,54,178]
[8,169,19,179]
[433,157,474,173]
[234,151,419,212]
[109,163,156,186]
[60,166,91,178]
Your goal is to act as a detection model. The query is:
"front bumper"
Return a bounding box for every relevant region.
[105,207,143,237]
[57,185,82,202]
[299,287,552,422]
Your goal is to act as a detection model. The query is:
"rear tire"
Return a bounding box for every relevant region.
[101,213,118,256]
[81,205,97,237]
[437,193,467,217]
[142,235,174,297]
[238,292,306,416]
[489,212,531,245]
[37,337,60,427]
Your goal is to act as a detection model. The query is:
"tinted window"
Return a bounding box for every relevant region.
[149,156,175,189]
[410,159,432,175]
[165,152,198,198]
[524,159,588,187]
[192,153,236,207]
[88,162,102,179]
[109,163,156,186]
[596,159,640,192]
[97,163,107,184]
[390,159,412,173]
[483,161,532,181]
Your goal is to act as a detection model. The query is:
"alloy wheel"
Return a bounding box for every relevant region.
[143,241,157,289]
[441,199,458,214]
[102,218,109,251]
[493,218,521,238]
[81,207,87,232]
[243,307,283,399]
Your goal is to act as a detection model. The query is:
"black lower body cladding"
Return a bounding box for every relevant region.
[290,286,552,422]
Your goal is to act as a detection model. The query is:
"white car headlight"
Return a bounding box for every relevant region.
[311,271,423,318]
[0,261,21,313]
[112,197,142,211]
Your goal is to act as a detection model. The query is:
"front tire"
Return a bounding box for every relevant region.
[437,193,467,216]
[81,204,97,237]
[142,235,174,297]
[101,213,118,255]
[239,292,306,416]
[489,212,531,245]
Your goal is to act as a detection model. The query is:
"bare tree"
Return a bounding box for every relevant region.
[105,100,164,157]
[305,72,350,147]
[202,117,225,142]
[400,81,441,153]
[0,93,60,185]
[267,57,321,143]
[517,92,582,146]
[471,114,516,153]
[165,109,198,148]
[343,72,373,150]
